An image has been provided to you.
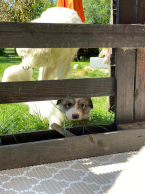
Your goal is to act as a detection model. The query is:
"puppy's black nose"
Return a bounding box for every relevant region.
[72,114,79,119]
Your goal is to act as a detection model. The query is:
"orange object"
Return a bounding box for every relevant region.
[57,0,85,22]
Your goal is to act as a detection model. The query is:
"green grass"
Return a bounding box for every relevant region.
[69,62,108,79]
[0,103,48,134]
[0,55,22,81]
[0,49,114,135]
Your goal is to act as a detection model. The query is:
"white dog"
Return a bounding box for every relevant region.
[26,98,93,128]
[17,7,82,80]
[2,64,33,82]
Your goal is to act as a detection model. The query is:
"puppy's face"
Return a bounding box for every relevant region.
[57,98,93,121]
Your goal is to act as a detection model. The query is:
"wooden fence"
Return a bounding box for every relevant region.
[0,0,145,170]
[1,22,145,124]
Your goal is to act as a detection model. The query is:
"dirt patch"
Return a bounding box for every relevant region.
[73,69,86,75]
[72,66,109,76]
[84,66,109,73]
[98,69,109,73]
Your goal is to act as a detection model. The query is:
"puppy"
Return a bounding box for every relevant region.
[26,98,93,128]
[17,7,82,80]
[2,64,33,82]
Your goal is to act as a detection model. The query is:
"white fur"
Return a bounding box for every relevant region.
[108,146,145,194]
[26,100,64,127]
[17,7,82,80]
[25,98,92,128]
[2,64,33,82]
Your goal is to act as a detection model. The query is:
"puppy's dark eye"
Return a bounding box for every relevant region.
[65,102,72,109]
[68,103,72,107]
[81,103,85,108]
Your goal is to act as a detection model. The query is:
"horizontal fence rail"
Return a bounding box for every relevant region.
[0,128,145,170]
[0,22,145,48]
[0,77,115,104]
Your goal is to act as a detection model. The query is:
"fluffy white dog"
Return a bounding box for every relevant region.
[2,64,33,82]
[26,98,93,128]
[17,7,82,80]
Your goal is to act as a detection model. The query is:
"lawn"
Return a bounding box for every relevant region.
[0,49,114,135]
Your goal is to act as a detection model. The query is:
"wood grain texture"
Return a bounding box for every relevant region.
[108,1,116,112]
[115,0,137,125]
[0,77,115,104]
[115,49,135,125]
[118,121,145,130]
[135,49,145,122]
[1,22,145,48]
[0,128,145,170]
[138,0,145,23]
[134,1,145,122]
[118,0,136,24]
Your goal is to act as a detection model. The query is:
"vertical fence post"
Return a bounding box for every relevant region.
[115,0,136,126]
[134,0,145,122]
[115,49,135,125]
[108,0,116,112]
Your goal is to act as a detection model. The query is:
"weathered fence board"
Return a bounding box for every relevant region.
[135,49,145,122]
[134,0,145,122]
[108,0,116,112]
[115,0,137,125]
[118,121,145,130]
[0,128,144,170]
[117,0,136,24]
[115,49,135,125]
[138,0,145,23]
[0,77,115,104]
[0,0,145,171]
[1,22,145,48]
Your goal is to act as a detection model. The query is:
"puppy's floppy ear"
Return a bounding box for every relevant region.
[56,100,61,105]
[89,98,93,109]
